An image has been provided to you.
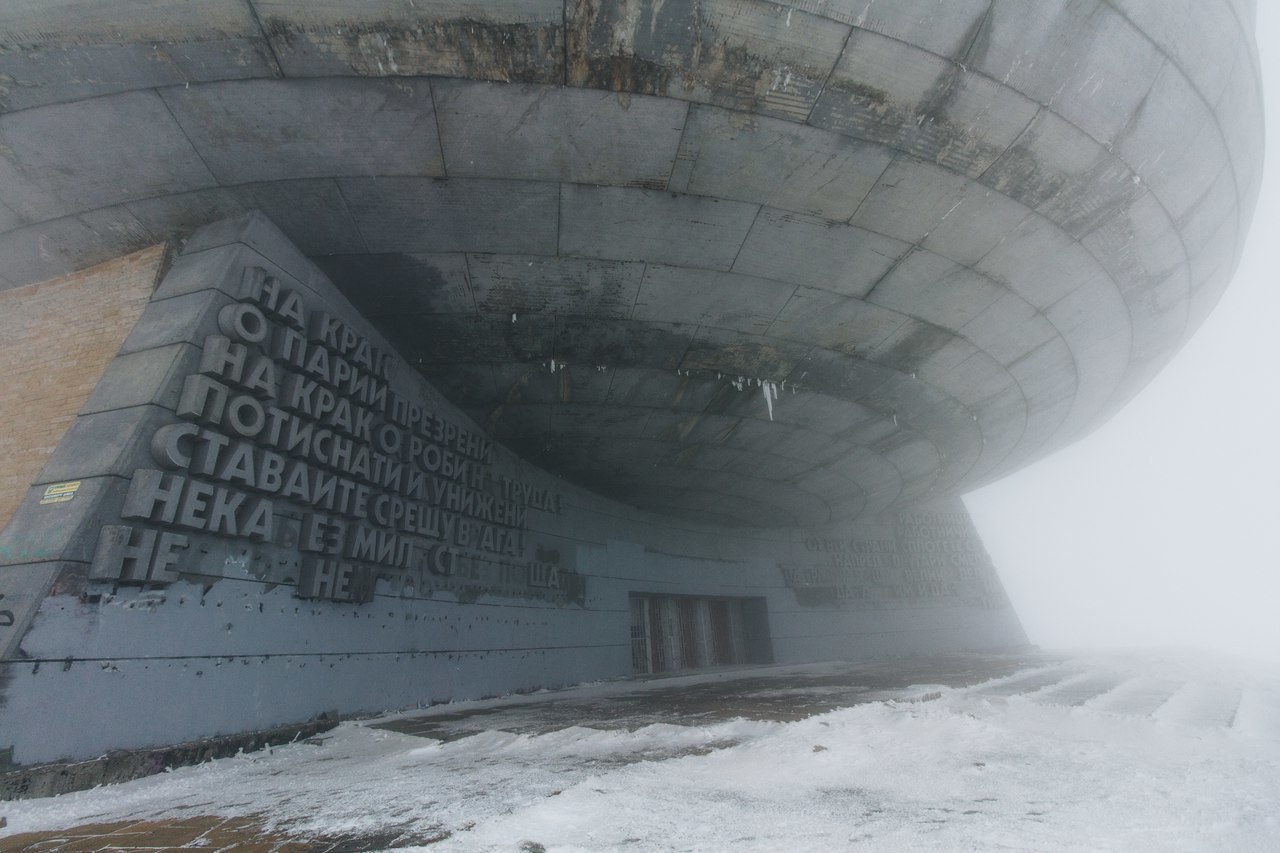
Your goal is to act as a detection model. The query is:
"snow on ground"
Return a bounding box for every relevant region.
[3,650,1278,851]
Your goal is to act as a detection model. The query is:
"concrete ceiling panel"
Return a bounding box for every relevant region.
[1015,396,1074,459]
[1178,170,1241,281]
[840,415,900,452]
[765,392,873,437]
[1081,191,1187,303]
[606,370,736,415]
[0,92,216,221]
[0,0,276,112]
[160,78,443,184]
[338,177,559,254]
[980,108,1144,240]
[542,366,619,407]
[848,154,973,245]
[721,448,813,483]
[880,439,941,491]
[1052,336,1130,438]
[126,180,368,256]
[680,328,812,383]
[793,467,863,504]
[560,185,759,269]
[1185,253,1234,336]
[1046,277,1131,343]
[711,416,788,455]
[784,348,895,401]
[768,288,908,355]
[959,292,1059,367]
[565,0,852,121]
[1215,49,1266,221]
[859,318,959,374]
[633,266,795,334]
[0,211,151,289]
[418,363,503,411]
[434,79,687,188]
[380,313,555,365]
[468,254,644,319]
[970,385,1028,475]
[669,106,894,220]
[768,427,849,469]
[539,402,653,440]
[1117,63,1226,221]
[257,0,564,82]
[868,249,1007,329]
[1186,210,1239,295]
[732,209,909,296]
[317,253,474,318]
[975,214,1109,308]
[0,199,23,233]
[1108,0,1238,104]
[810,29,1039,178]
[794,0,991,60]
[974,0,1164,146]
[920,186,1035,268]
[1008,339,1077,411]
[925,348,1016,410]
[551,319,694,371]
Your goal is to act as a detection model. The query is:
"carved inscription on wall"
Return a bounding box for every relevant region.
[90,267,584,605]
[780,511,1009,609]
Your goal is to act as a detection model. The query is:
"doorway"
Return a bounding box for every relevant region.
[629,593,772,674]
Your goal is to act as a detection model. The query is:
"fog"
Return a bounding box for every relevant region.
[965,5,1280,663]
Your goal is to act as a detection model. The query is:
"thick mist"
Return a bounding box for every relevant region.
[965,6,1280,663]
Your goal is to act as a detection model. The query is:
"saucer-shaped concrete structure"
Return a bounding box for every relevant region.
[0,1,1263,770]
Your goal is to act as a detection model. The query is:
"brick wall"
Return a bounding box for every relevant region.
[0,246,165,532]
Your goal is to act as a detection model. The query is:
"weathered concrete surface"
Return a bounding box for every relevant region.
[0,213,1028,766]
[0,1,1263,527]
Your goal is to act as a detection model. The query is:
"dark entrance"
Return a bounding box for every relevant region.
[629,594,772,674]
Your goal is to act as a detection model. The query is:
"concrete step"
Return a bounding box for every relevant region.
[1153,683,1242,728]
[1030,671,1130,707]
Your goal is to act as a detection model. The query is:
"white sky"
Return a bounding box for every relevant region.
[965,5,1280,662]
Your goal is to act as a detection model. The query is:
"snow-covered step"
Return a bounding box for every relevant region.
[972,666,1082,698]
[1090,678,1183,717]
[1232,688,1280,739]
[1153,683,1242,729]
[1030,672,1130,707]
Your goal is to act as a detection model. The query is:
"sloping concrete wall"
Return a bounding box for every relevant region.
[0,214,1025,767]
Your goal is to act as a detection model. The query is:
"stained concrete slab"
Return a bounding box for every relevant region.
[434,79,687,188]
[669,106,894,220]
[160,78,444,184]
[560,186,759,270]
[0,92,215,221]
[733,210,908,296]
[810,29,1039,178]
[338,177,559,255]
[0,0,1261,528]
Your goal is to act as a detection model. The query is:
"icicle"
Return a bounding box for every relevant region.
[762,380,777,421]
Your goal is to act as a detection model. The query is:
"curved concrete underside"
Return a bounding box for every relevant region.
[0,0,1264,527]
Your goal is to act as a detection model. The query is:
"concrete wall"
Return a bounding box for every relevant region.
[0,214,1025,767]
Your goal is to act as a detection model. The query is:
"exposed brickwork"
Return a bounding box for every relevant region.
[0,246,165,533]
